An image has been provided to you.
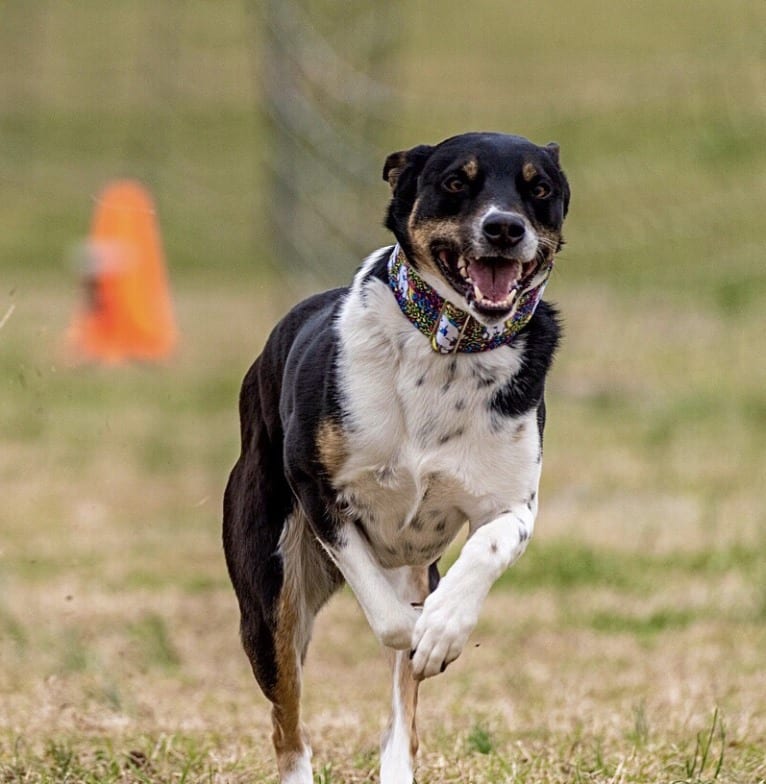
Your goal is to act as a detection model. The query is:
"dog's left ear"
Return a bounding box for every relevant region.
[383,151,407,190]
[545,141,571,218]
[383,144,434,192]
[545,141,561,166]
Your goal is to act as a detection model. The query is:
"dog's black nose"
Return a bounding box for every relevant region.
[482,213,527,246]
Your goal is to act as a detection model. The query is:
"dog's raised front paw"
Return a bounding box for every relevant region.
[409,591,480,679]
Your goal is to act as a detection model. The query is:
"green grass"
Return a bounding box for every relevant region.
[467,724,495,755]
[672,709,726,784]
[128,614,182,672]
[504,539,765,594]
[1,1,765,782]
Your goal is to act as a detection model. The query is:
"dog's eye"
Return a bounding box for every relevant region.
[442,175,466,194]
[531,181,552,199]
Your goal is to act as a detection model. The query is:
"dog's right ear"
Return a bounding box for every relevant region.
[383,144,434,192]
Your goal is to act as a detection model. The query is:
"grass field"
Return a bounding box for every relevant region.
[1,1,765,782]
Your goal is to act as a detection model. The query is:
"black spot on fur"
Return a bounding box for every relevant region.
[359,282,370,308]
[440,361,456,394]
[536,399,547,444]
[454,398,466,411]
[415,374,426,387]
[470,365,497,387]
[435,519,446,532]
[476,375,495,389]
[437,427,464,445]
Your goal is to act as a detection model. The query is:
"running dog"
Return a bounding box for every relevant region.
[223,131,570,783]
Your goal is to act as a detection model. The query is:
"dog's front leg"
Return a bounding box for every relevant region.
[410,503,535,680]
[380,566,429,784]
[324,522,421,650]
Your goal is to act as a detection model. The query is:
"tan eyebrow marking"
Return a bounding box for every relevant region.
[522,162,538,182]
[461,158,479,180]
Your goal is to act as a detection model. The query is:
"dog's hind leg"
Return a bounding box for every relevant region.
[380,564,433,784]
[225,451,341,783]
[268,510,342,783]
[267,590,313,783]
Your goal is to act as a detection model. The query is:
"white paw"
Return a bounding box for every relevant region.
[410,590,479,679]
[380,739,413,784]
[279,748,313,784]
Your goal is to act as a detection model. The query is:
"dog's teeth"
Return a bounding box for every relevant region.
[473,284,484,301]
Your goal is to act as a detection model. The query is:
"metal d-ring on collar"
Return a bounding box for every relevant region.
[430,300,470,354]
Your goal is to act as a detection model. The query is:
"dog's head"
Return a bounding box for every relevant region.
[383,132,570,324]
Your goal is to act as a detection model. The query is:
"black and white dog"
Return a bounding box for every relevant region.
[223,132,570,783]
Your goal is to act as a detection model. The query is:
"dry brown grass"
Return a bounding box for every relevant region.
[2,3,765,777]
[2,279,765,782]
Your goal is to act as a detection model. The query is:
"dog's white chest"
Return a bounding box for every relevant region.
[334,275,542,568]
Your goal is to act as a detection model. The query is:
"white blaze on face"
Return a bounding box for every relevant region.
[462,207,540,308]
[475,206,539,264]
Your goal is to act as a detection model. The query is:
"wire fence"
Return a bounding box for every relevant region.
[2,1,763,295]
[0,0,403,283]
[256,0,403,278]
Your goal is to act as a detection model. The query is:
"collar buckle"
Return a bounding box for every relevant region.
[430,299,471,354]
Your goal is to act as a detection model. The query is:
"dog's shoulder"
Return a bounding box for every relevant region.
[266,246,392,378]
[238,285,348,441]
[262,286,348,369]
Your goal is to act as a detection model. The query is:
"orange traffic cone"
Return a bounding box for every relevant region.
[67,180,178,363]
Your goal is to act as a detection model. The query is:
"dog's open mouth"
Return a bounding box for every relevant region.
[436,249,538,315]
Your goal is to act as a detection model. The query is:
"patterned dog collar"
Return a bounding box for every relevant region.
[387,245,552,354]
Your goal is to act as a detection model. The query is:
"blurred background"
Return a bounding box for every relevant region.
[1,1,765,780]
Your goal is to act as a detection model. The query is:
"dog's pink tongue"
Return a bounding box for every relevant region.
[467,259,521,302]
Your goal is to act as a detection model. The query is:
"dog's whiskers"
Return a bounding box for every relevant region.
[536,236,558,252]
[534,246,552,267]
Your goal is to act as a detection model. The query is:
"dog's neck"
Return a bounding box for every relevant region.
[387,245,552,354]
